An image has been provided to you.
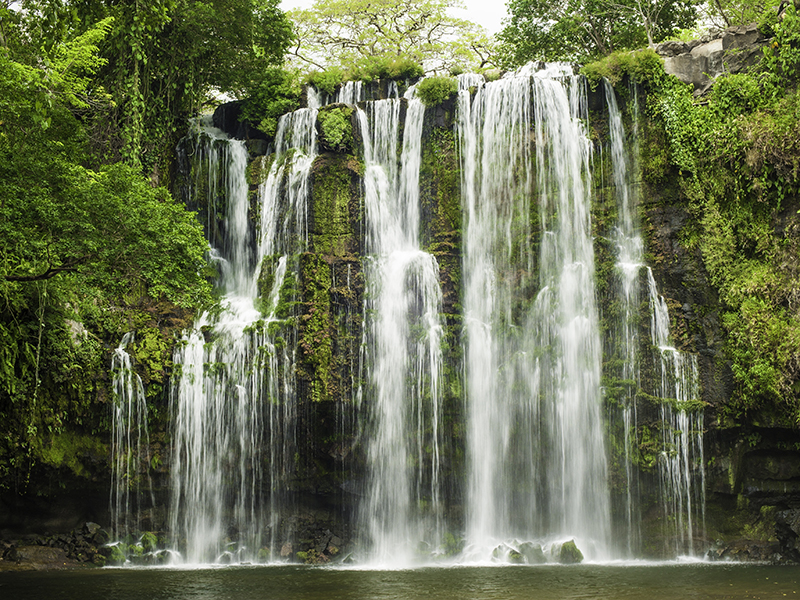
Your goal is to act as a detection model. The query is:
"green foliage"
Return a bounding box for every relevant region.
[108,544,126,565]
[582,48,666,87]
[704,0,782,29]
[239,68,302,138]
[760,6,800,93]
[318,107,354,153]
[348,54,424,82]
[710,73,765,116]
[497,0,697,67]
[7,0,294,174]
[416,76,458,107]
[305,56,424,97]
[629,7,800,425]
[0,21,213,493]
[140,532,158,553]
[37,432,107,477]
[307,67,347,96]
[289,0,495,75]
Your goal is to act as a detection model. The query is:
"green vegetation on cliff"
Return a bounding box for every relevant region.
[586,7,800,425]
[0,3,238,493]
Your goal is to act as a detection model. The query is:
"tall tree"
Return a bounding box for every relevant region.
[289,0,495,74]
[496,0,698,66]
[0,4,213,492]
[703,0,782,28]
[7,0,294,175]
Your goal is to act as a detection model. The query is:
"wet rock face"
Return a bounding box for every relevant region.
[776,509,800,561]
[558,540,584,564]
[657,25,768,94]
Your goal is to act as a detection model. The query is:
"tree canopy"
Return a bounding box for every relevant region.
[288,0,495,74]
[704,0,782,28]
[496,0,698,66]
[4,0,293,174]
[0,1,243,491]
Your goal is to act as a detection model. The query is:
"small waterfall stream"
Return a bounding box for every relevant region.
[605,81,644,554]
[357,87,445,564]
[647,269,706,555]
[110,333,153,545]
[604,82,705,557]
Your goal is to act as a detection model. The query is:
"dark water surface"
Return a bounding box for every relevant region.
[1,563,799,599]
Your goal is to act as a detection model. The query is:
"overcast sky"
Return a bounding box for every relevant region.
[279,0,508,34]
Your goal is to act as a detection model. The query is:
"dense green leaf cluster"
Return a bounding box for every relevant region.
[5,0,293,175]
[289,0,494,76]
[0,3,242,492]
[415,75,459,107]
[497,0,697,66]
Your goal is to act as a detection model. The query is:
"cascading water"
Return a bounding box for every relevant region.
[169,97,318,563]
[459,66,610,560]
[357,88,446,564]
[110,333,153,544]
[149,70,709,565]
[603,82,705,556]
[605,81,644,554]
[647,269,705,555]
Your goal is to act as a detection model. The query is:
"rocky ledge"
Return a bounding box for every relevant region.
[656,24,768,94]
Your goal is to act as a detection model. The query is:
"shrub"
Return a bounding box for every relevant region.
[317,107,353,152]
[415,75,458,107]
[307,67,346,96]
[350,55,424,81]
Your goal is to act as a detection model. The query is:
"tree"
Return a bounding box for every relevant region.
[0,13,213,492]
[704,0,782,28]
[288,0,496,74]
[496,0,698,66]
[6,0,294,175]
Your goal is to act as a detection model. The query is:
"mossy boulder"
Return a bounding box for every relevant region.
[558,539,584,564]
[317,105,356,154]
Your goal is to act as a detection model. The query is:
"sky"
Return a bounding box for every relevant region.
[279,0,508,35]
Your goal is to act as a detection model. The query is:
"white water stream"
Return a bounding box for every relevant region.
[459,66,610,560]
[110,332,153,543]
[357,88,445,564]
[169,100,318,563]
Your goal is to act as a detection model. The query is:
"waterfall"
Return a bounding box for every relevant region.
[110,332,153,545]
[459,66,610,559]
[336,81,364,104]
[157,72,709,564]
[169,101,316,563]
[647,269,706,555]
[358,87,445,564]
[605,81,644,554]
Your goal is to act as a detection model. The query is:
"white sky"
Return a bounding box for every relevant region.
[279,0,508,35]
